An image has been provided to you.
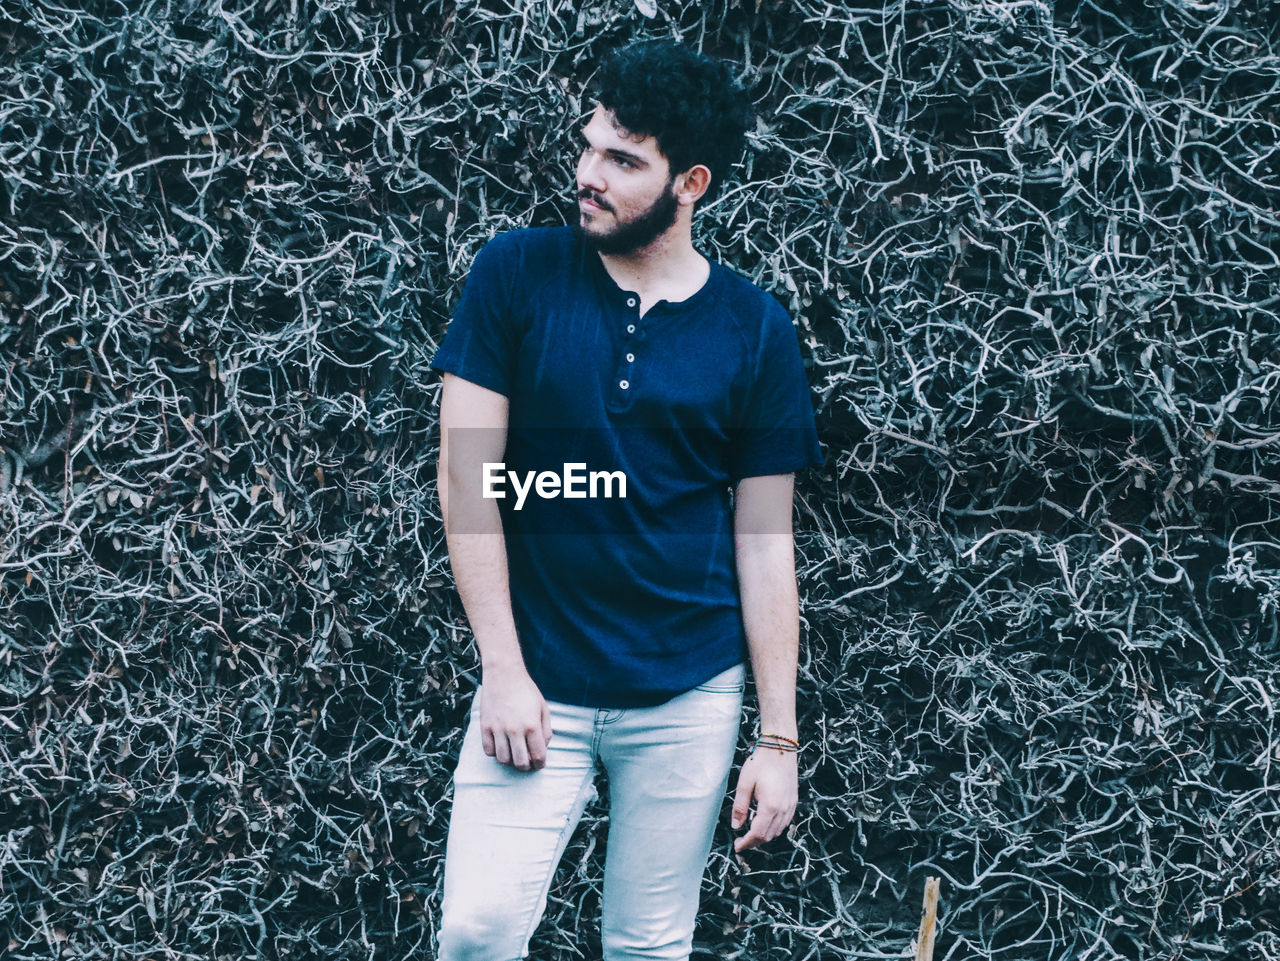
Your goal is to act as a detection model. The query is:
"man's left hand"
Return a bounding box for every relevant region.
[730,747,798,852]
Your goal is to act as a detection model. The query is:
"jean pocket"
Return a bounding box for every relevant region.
[693,681,744,694]
[692,664,746,694]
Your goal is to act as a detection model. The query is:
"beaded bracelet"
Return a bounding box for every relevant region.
[754,732,801,754]
[757,737,798,752]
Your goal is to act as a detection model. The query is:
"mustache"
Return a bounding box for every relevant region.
[578,191,611,211]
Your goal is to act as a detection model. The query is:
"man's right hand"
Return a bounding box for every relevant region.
[477,664,553,771]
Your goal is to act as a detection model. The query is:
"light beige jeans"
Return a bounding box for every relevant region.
[436,662,746,961]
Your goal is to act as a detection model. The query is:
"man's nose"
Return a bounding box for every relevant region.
[577,152,606,194]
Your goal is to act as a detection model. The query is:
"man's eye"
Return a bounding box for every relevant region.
[580,142,636,170]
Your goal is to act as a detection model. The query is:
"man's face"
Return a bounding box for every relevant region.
[573,103,680,256]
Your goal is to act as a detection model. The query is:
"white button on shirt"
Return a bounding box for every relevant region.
[626,324,635,334]
[619,379,629,389]
[626,353,635,362]
[626,297,637,307]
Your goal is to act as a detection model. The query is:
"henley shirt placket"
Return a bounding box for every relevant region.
[607,289,650,415]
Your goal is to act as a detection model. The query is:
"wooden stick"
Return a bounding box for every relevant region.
[915,876,940,961]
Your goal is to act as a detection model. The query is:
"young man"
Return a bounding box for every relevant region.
[429,39,823,961]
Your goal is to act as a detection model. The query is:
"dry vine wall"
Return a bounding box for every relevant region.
[1,0,1278,958]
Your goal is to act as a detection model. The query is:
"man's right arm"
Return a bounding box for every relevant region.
[438,371,552,771]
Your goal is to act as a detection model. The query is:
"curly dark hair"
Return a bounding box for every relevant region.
[584,39,755,208]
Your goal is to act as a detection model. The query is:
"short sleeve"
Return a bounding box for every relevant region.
[428,234,523,397]
[726,299,825,481]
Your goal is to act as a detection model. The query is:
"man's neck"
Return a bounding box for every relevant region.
[596,227,709,301]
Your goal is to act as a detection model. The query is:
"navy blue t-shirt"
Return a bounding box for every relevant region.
[430,225,823,708]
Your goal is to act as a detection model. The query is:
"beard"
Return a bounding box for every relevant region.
[573,177,680,256]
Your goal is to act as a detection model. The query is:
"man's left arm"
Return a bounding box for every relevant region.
[729,472,800,853]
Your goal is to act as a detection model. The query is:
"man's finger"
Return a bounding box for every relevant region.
[730,769,756,829]
[754,807,780,842]
[772,799,797,837]
[779,804,797,833]
[541,702,553,746]
[481,727,496,758]
[494,732,512,766]
[526,728,548,770]
[736,815,765,851]
[736,809,784,852]
[734,818,769,852]
[508,730,530,770]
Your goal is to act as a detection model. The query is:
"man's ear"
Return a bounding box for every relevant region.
[675,164,712,206]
